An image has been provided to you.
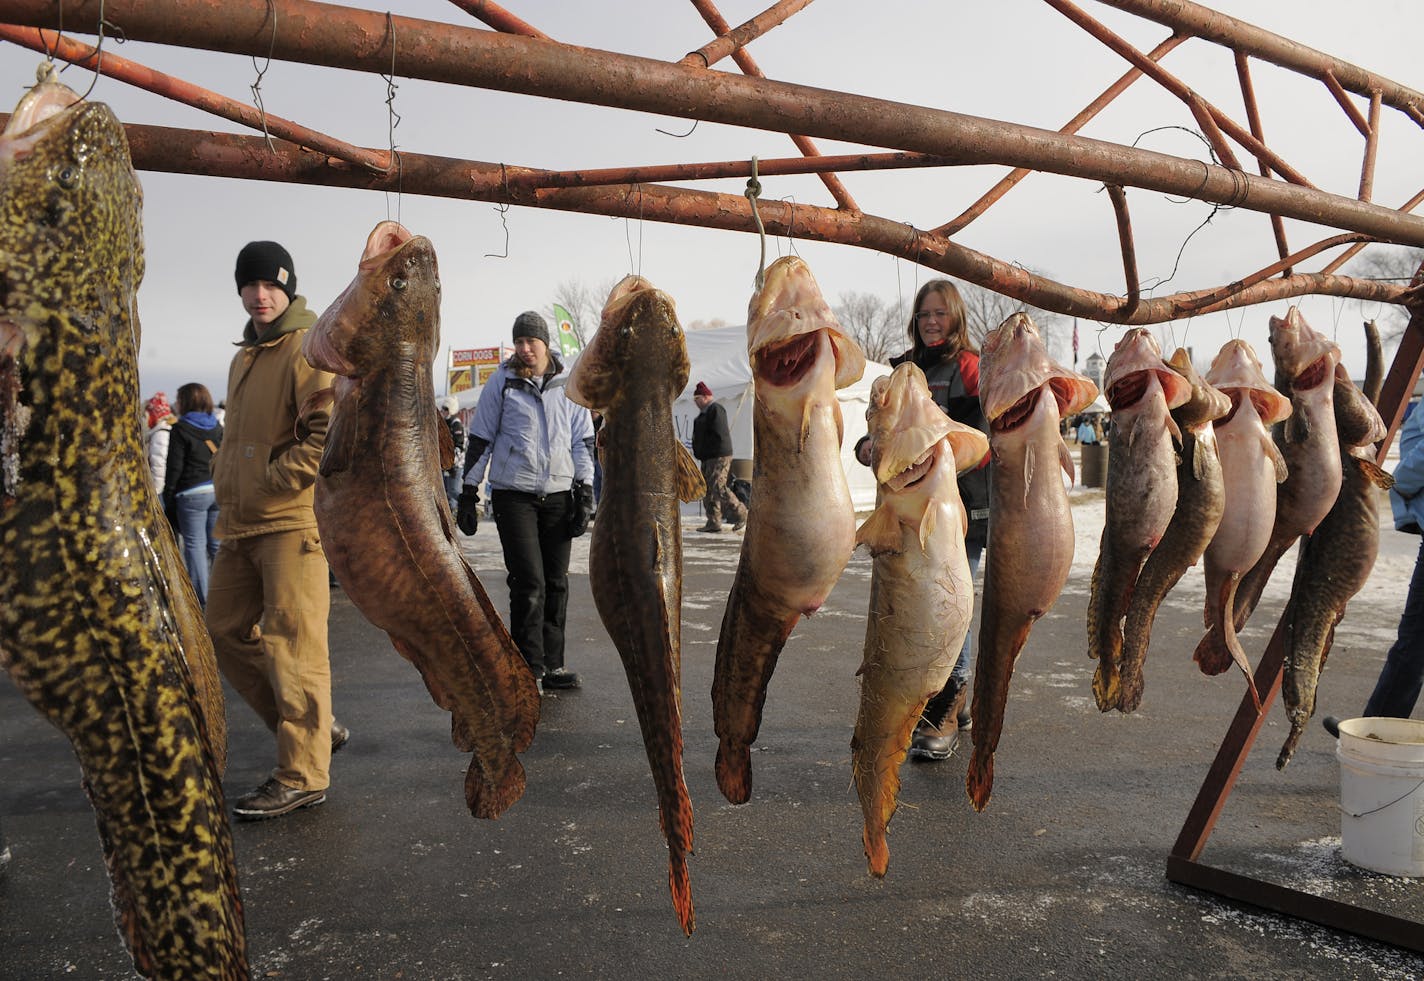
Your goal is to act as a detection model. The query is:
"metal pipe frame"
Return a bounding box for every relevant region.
[679,0,816,69]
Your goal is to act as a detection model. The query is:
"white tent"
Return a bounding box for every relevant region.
[672,325,891,514]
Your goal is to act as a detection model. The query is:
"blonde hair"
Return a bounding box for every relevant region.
[907,279,973,359]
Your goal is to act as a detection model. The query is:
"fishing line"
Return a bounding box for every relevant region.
[77,0,114,102]
[623,183,645,278]
[778,195,802,259]
[483,164,511,259]
[250,0,278,152]
[655,118,698,138]
[381,11,402,223]
[744,156,766,290]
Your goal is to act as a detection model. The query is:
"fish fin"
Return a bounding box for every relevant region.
[674,441,706,503]
[1187,436,1207,484]
[296,386,335,442]
[465,755,526,820]
[1059,439,1075,484]
[1022,441,1037,509]
[1165,412,1184,447]
[436,407,455,471]
[863,824,890,880]
[1194,575,1239,676]
[715,741,753,805]
[319,398,360,477]
[1355,455,1394,490]
[917,500,937,552]
[856,504,906,556]
[966,747,994,812]
[1265,437,1289,483]
[1284,408,1309,445]
[669,851,696,936]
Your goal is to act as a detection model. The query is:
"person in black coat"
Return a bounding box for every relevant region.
[690,381,747,533]
[163,381,223,607]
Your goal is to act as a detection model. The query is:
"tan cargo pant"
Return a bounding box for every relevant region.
[207,528,333,791]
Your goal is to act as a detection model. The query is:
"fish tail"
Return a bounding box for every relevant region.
[863,825,890,879]
[1092,660,1121,712]
[465,755,526,820]
[668,850,695,936]
[1275,721,1305,770]
[966,747,995,813]
[1115,668,1145,714]
[715,741,752,804]
[1194,576,1239,676]
[850,698,921,880]
[1232,539,1287,633]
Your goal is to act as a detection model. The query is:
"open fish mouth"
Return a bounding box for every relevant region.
[755,331,820,386]
[884,446,936,493]
[1106,370,1154,410]
[991,386,1044,434]
[1292,354,1333,391]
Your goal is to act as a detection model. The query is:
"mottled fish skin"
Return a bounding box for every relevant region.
[1117,348,1228,713]
[1231,307,1342,633]
[302,221,538,821]
[1276,342,1389,769]
[1088,329,1190,712]
[967,313,1096,811]
[1194,339,1290,699]
[566,275,704,935]
[712,257,865,805]
[851,363,986,877]
[0,80,245,979]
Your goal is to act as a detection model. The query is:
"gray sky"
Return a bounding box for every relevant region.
[2,0,1419,402]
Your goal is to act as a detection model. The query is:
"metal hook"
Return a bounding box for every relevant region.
[655,118,698,138]
[623,183,644,278]
[382,11,402,218]
[484,164,511,259]
[745,156,766,291]
[250,0,278,152]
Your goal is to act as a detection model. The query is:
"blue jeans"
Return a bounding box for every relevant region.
[1363,538,1424,719]
[176,485,219,607]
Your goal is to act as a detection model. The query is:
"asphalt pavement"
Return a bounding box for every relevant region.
[2,489,1423,980]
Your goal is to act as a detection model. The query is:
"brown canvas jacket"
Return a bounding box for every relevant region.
[212,297,334,539]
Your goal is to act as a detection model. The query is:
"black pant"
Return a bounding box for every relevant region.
[491,489,573,674]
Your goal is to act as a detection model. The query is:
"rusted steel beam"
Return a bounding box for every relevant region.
[678,0,815,69]
[1318,186,1424,276]
[1323,70,1371,138]
[40,118,1408,326]
[686,0,856,213]
[1178,233,1370,314]
[0,25,393,172]
[6,0,1424,246]
[1233,52,1290,271]
[1359,90,1381,204]
[937,32,1186,237]
[1095,0,1424,123]
[505,150,955,190]
[1046,0,1312,187]
[1105,184,1139,316]
[444,0,548,39]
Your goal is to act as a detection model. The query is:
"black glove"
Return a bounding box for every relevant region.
[567,481,594,539]
[456,487,481,535]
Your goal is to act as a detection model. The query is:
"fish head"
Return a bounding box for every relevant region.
[1268,306,1340,393]
[1165,347,1230,428]
[1332,363,1386,447]
[566,274,686,411]
[746,256,865,392]
[303,221,441,379]
[866,363,988,487]
[979,312,1098,424]
[1102,328,1192,414]
[0,77,143,485]
[1205,338,1292,427]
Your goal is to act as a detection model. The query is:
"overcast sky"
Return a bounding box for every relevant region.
[2,0,1420,402]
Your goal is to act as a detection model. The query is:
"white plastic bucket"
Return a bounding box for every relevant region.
[1336,717,1424,877]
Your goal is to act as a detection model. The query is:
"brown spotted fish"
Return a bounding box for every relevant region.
[0,76,245,979]
[302,221,539,820]
[967,313,1096,811]
[712,256,865,804]
[566,275,705,934]
[852,362,987,877]
[1276,339,1389,769]
[1088,329,1191,711]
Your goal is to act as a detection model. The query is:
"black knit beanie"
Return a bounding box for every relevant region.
[512,310,551,346]
[234,241,297,300]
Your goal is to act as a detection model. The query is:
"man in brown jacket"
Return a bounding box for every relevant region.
[209,241,347,820]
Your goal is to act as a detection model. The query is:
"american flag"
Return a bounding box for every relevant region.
[1072,319,1079,367]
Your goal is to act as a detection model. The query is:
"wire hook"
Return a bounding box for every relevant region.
[250,0,278,152]
[745,156,766,291]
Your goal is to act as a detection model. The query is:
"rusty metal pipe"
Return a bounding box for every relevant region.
[444,0,548,39]
[45,119,1406,325]
[1178,233,1371,313]
[2,0,1420,248]
[936,32,1186,237]
[0,24,392,171]
[1323,71,1371,138]
[1359,91,1381,204]
[1105,184,1140,316]
[1094,0,1424,122]
[1318,186,1424,276]
[678,0,815,69]
[505,150,955,190]
[1233,51,1290,270]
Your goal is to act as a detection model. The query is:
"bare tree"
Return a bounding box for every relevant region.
[834,290,908,363]
[547,278,619,348]
[1346,245,1424,343]
[958,280,1072,363]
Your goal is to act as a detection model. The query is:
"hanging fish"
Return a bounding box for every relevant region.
[302,221,540,820]
[711,256,865,804]
[967,313,1096,811]
[0,76,245,979]
[566,275,705,935]
[1087,328,1191,711]
[852,362,987,877]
